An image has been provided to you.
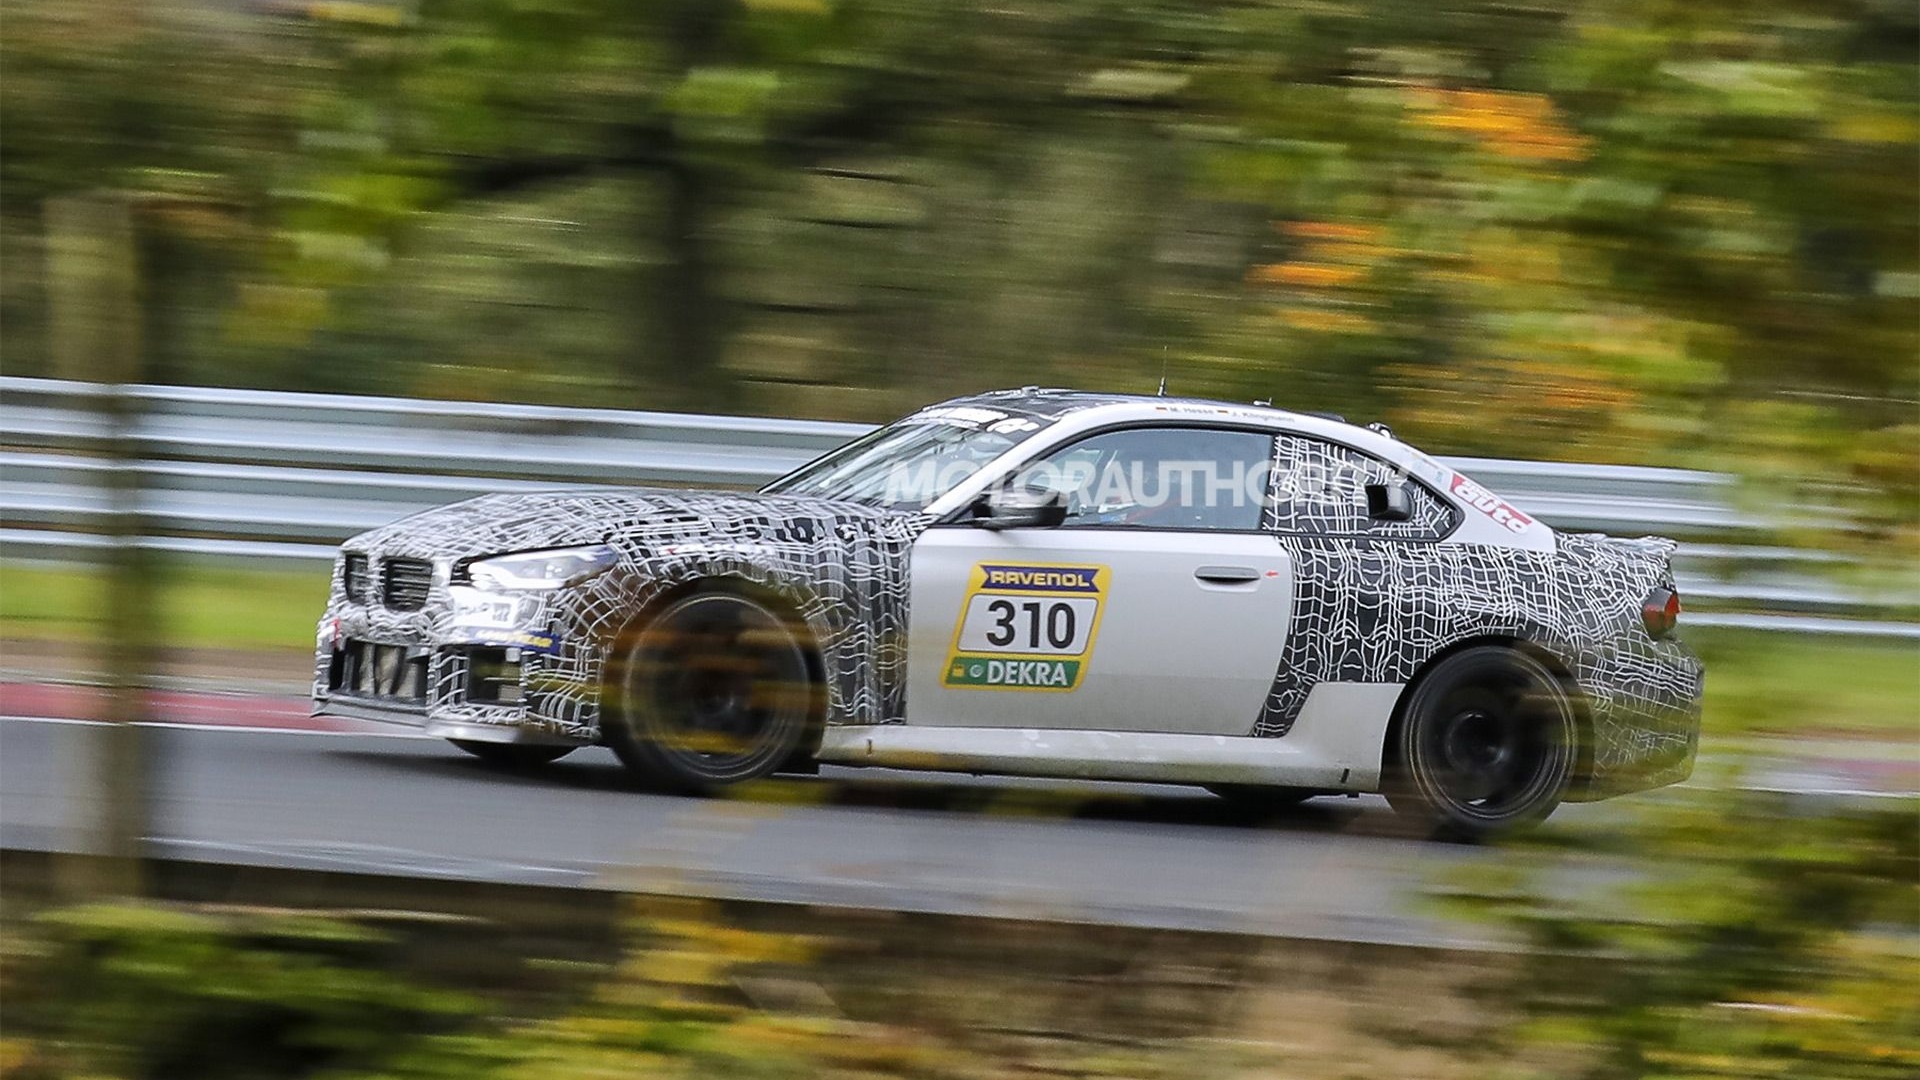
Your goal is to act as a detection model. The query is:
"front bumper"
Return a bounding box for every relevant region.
[312,581,605,745]
[315,696,588,747]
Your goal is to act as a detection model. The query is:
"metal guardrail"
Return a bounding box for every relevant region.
[3,376,1913,637]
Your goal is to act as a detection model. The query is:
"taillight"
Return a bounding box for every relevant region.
[1642,586,1680,639]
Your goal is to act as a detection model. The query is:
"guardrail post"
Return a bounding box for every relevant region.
[46,192,153,897]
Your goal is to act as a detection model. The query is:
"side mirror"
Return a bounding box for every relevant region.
[1365,482,1413,523]
[969,488,1068,530]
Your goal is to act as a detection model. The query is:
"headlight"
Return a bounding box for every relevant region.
[465,545,617,591]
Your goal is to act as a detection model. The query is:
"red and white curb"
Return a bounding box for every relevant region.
[0,682,395,735]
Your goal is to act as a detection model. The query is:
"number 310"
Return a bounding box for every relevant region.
[984,599,1076,650]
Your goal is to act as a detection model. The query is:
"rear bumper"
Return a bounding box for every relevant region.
[1567,636,1704,801]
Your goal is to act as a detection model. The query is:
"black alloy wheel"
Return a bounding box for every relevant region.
[606,590,815,793]
[1386,644,1578,840]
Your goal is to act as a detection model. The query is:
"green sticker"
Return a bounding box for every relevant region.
[944,655,1082,689]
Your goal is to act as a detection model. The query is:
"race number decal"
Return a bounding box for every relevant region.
[942,563,1108,691]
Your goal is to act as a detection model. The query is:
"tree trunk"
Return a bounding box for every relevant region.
[647,0,732,411]
[46,191,152,898]
[656,158,730,409]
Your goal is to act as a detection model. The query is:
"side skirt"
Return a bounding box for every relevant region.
[820,682,1402,790]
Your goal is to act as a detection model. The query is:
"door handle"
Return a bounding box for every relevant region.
[1194,565,1261,584]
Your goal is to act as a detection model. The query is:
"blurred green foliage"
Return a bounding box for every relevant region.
[1,0,1915,549]
[6,822,1912,1080]
[1442,790,1919,1079]
[0,898,1248,1080]
[1,904,477,1079]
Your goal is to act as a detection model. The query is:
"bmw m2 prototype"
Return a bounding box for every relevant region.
[314,389,1703,837]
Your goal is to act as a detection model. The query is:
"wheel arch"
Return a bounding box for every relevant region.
[604,572,831,751]
[1381,633,1595,793]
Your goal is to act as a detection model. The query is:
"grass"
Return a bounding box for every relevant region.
[0,561,327,653]
[2,561,1914,739]
[1688,626,1919,741]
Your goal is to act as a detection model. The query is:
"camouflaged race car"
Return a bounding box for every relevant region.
[313,389,1703,837]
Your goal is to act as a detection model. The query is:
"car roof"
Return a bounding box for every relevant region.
[938,386,1407,455]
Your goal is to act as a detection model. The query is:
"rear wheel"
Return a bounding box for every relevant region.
[1385,645,1577,841]
[605,590,815,794]
[448,740,574,768]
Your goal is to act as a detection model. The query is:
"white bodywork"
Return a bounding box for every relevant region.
[809,398,1555,792]
[815,682,1403,791]
[906,529,1294,734]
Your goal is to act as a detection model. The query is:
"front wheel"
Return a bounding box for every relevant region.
[1385,645,1578,841]
[605,590,816,794]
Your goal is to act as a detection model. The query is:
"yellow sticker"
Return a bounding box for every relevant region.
[942,563,1108,691]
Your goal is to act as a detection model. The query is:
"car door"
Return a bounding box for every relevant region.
[905,425,1293,735]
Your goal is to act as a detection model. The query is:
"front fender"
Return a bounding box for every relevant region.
[569,541,905,729]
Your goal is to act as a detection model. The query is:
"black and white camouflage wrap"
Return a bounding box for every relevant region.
[315,390,1701,798]
[1251,533,1700,797]
[1251,431,1700,796]
[318,490,927,741]
[1265,432,1459,540]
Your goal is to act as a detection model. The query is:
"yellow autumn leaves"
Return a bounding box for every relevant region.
[1247,220,1390,335]
[1411,88,1592,162]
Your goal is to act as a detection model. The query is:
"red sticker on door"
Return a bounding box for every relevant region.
[1449,474,1534,534]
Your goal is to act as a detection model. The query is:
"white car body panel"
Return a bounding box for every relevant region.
[900,397,1543,751]
[818,680,1401,789]
[906,528,1295,734]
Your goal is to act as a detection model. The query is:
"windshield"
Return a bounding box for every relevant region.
[764,407,1051,510]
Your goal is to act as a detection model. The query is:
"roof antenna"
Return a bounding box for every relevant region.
[1156,347,1169,397]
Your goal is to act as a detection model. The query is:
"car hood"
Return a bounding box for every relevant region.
[343,487,924,562]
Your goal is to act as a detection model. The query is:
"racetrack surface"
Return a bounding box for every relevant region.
[5,698,1907,946]
[1,714,1576,947]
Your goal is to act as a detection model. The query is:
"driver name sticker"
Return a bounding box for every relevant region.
[943,563,1108,691]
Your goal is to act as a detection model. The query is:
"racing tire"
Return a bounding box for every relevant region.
[605,589,816,795]
[448,740,575,768]
[1384,644,1578,842]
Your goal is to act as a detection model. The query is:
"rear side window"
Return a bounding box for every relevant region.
[1265,434,1455,540]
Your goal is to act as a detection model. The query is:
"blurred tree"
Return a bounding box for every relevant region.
[274,0,1229,408]
[1,2,277,383]
[1,0,1913,542]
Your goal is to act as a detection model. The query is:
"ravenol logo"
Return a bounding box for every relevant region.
[944,563,1108,692]
[975,564,1102,594]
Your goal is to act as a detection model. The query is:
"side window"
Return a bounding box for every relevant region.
[1265,434,1454,539]
[1020,427,1272,532]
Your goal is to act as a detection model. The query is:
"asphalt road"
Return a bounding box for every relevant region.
[0,715,1672,946]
